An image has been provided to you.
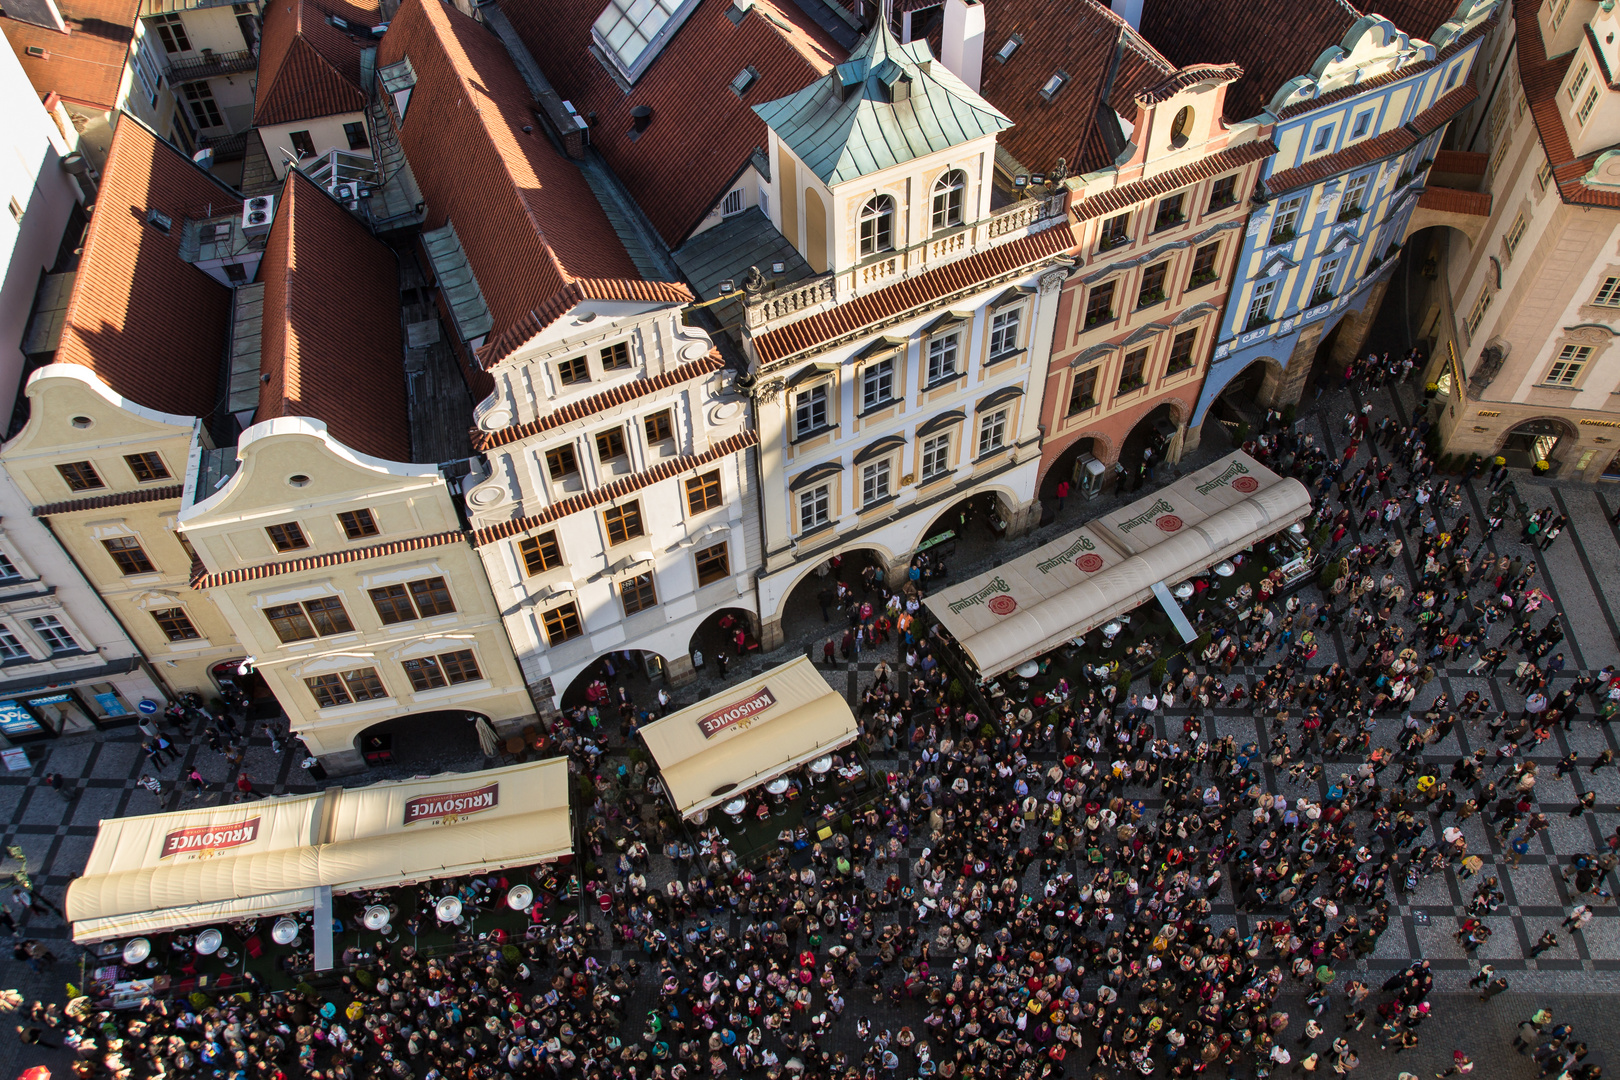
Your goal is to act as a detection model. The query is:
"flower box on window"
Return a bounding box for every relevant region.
[1245,313,1272,332]
[1137,288,1167,308]
[1268,226,1296,246]
[1336,205,1363,222]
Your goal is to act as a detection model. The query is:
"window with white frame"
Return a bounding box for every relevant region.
[1465,289,1492,337]
[799,485,831,532]
[1504,214,1528,257]
[1546,344,1592,385]
[722,189,744,216]
[0,551,19,581]
[1246,279,1277,327]
[1551,0,1573,28]
[593,0,702,83]
[861,460,891,506]
[794,383,829,437]
[1270,196,1303,244]
[859,195,896,256]
[989,307,1021,357]
[1341,172,1370,215]
[932,170,966,229]
[1311,257,1341,303]
[862,358,895,410]
[27,615,78,654]
[1568,61,1589,102]
[1537,157,1556,191]
[920,433,950,480]
[1578,86,1599,124]
[978,409,1008,456]
[927,333,960,384]
[1594,276,1620,305]
[134,35,162,106]
[0,624,27,661]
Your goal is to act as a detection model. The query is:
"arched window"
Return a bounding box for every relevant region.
[931,170,966,229]
[859,195,896,256]
[1170,106,1194,148]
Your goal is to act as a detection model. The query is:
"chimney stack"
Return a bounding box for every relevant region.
[1113,0,1144,30]
[941,0,985,93]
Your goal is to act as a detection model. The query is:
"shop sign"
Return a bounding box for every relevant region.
[403,782,500,825]
[0,701,42,737]
[95,693,129,716]
[698,687,778,738]
[161,817,261,859]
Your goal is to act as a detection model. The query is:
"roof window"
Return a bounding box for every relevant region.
[995,35,1021,63]
[594,0,702,84]
[730,65,758,97]
[146,208,173,234]
[1039,71,1068,101]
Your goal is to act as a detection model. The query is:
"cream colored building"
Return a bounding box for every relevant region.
[1429,0,1620,480]
[139,0,260,140]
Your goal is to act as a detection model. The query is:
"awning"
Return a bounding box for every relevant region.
[639,656,858,820]
[66,757,572,943]
[927,451,1311,677]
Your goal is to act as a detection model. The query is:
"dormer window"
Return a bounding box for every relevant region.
[1040,71,1068,101]
[859,195,896,256]
[995,35,1021,62]
[932,170,966,230]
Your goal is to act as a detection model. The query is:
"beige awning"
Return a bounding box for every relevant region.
[928,451,1312,677]
[639,656,858,820]
[66,757,573,943]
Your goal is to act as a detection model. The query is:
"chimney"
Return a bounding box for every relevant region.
[941,0,985,93]
[1112,0,1144,29]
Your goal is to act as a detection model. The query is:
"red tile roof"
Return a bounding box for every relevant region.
[1133,64,1244,107]
[1432,148,1487,174]
[258,170,409,461]
[1417,186,1492,215]
[1071,138,1278,220]
[53,115,236,419]
[977,0,1174,176]
[1263,84,1475,194]
[2,0,138,109]
[192,529,466,589]
[472,351,724,452]
[470,430,760,547]
[377,0,690,370]
[32,483,184,517]
[253,0,380,126]
[502,0,843,247]
[1513,0,1620,209]
[753,225,1076,366]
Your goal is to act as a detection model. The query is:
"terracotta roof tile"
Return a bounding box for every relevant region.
[192,529,466,589]
[475,279,694,370]
[1417,185,1492,215]
[753,225,1076,366]
[52,116,237,419]
[503,0,842,247]
[377,0,672,371]
[1133,64,1244,107]
[253,0,380,126]
[1263,85,1475,195]
[472,351,724,452]
[32,483,184,517]
[470,430,760,547]
[2,0,138,109]
[1432,148,1487,174]
[1071,138,1278,221]
[1513,0,1620,208]
[258,170,409,461]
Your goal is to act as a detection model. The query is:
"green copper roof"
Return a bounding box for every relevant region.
[753,23,1013,186]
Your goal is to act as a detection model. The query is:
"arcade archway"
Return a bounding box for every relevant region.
[354,710,489,770]
[776,547,891,657]
[688,607,761,671]
[1117,402,1182,491]
[559,650,671,713]
[1498,417,1578,473]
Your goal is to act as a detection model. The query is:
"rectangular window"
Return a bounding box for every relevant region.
[440,649,481,684]
[402,652,477,691]
[343,668,387,702]
[148,12,191,52]
[989,308,1021,356]
[0,552,19,580]
[1207,174,1237,211]
[620,572,657,615]
[103,536,156,576]
[1189,241,1220,286]
[1247,279,1277,327]
[644,410,674,442]
[409,577,455,617]
[978,410,1008,456]
[266,522,309,552]
[695,542,730,586]
[304,596,355,636]
[1465,289,1492,336]
[289,130,316,159]
[600,342,632,370]
[56,461,103,492]
[1538,157,1556,191]
[134,38,160,107]
[519,531,563,575]
[542,602,583,644]
[1100,212,1130,249]
[862,357,895,409]
[1551,0,1573,28]
[125,452,170,482]
[1504,214,1528,257]
[1153,193,1185,231]
[595,427,627,462]
[307,668,387,708]
[557,356,590,384]
[1350,110,1371,139]
[794,384,829,436]
[799,485,831,532]
[927,333,960,384]
[723,188,745,215]
[182,81,223,129]
[603,501,645,545]
[1270,197,1303,244]
[265,604,316,643]
[1595,277,1620,306]
[1085,281,1116,327]
[1118,348,1148,393]
[1311,257,1341,303]
[0,624,28,660]
[921,433,951,479]
[1569,61,1589,102]
[306,673,351,709]
[1311,124,1334,152]
[27,616,77,654]
[403,655,446,692]
[368,584,417,625]
[344,121,370,150]
[1137,262,1168,307]
[1167,329,1198,373]
[338,509,378,539]
[1578,86,1599,124]
[861,460,891,506]
[152,608,200,642]
[1546,344,1593,385]
[1342,173,1370,215]
[545,445,579,481]
[685,470,723,514]
[1068,368,1099,413]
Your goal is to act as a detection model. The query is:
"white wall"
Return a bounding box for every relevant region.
[259,113,372,179]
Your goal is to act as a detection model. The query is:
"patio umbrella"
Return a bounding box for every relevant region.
[19,1067,51,1080]
[0,989,20,1012]
[475,716,500,757]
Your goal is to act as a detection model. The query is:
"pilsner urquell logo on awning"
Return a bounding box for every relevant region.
[698,687,777,738]
[160,817,261,859]
[403,783,499,826]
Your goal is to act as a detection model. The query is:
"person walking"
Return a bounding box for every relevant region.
[1437,1050,1475,1076]
[1514,1010,1552,1052]
[1529,929,1560,958]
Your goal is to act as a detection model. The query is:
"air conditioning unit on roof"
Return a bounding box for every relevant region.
[241,194,274,237]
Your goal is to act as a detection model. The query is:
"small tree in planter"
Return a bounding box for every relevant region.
[1150,658,1168,688]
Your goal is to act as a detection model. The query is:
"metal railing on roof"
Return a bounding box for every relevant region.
[165,48,257,82]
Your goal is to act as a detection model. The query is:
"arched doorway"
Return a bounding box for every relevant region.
[354,710,489,771]
[1301,316,1350,400]
[688,607,761,672]
[209,658,279,721]
[1209,358,1283,439]
[1499,418,1577,473]
[1118,402,1181,492]
[560,650,670,713]
[1040,435,1104,503]
[777,547,891,661]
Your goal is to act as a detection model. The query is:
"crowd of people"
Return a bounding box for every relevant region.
[13,360,1615,1080]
